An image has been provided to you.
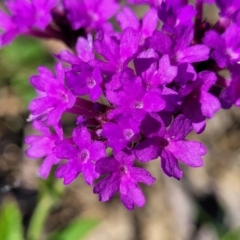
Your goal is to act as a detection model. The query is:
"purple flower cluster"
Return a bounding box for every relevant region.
[1,0,240,210]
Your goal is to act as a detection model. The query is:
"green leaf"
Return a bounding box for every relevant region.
[0,199,24,240]
[49,219,99,240]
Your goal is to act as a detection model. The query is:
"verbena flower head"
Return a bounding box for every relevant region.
[1,0,238,209]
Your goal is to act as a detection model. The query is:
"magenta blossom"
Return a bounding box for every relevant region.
[25,121,63,179]
[54,126,106,185]
[135,114,206,180]
[94,150,156,210]
[28,63,76,126]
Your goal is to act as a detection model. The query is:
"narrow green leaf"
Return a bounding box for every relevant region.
[27,194,54,240]
[0,199,24,240]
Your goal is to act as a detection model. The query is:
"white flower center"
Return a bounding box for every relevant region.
[134,101,143,109]
[87,77,96,88]
[124,129,134,140]
[79,149,90,162]
[226,48,239,60]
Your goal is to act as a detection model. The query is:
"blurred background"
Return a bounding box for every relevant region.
[1,1,240,240]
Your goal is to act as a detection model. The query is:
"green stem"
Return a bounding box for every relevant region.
[27,193,54,240]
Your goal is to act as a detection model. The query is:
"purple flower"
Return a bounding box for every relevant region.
[174,62,197,87]
[148,24,210,64]
[215,0,240,18]
[56,34,94,65]
[102,116,140,152]
[135,114,206,180]
[0,10,17,47]
[63,0,119,32]
[66,63,103,102]
[25,121,63,179]
[0,0,57,47]
[181,71,221,133]
[173,25,210,63]
[221,64,240,109]
[106,76,166,121]
[203,23,240,68]
[54,126,106,185]
[198,0,214,3]
[94,149,156,210]
[127,0,163,7]
[134,51,178,87]
[133,51,180,112]
[158,0,196,32]
[93,27,141,75]
[117,7,158,41]
[28,63,76,126]
[146,30,172,56]
[104,67,135,91]
[75,34,94,62]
